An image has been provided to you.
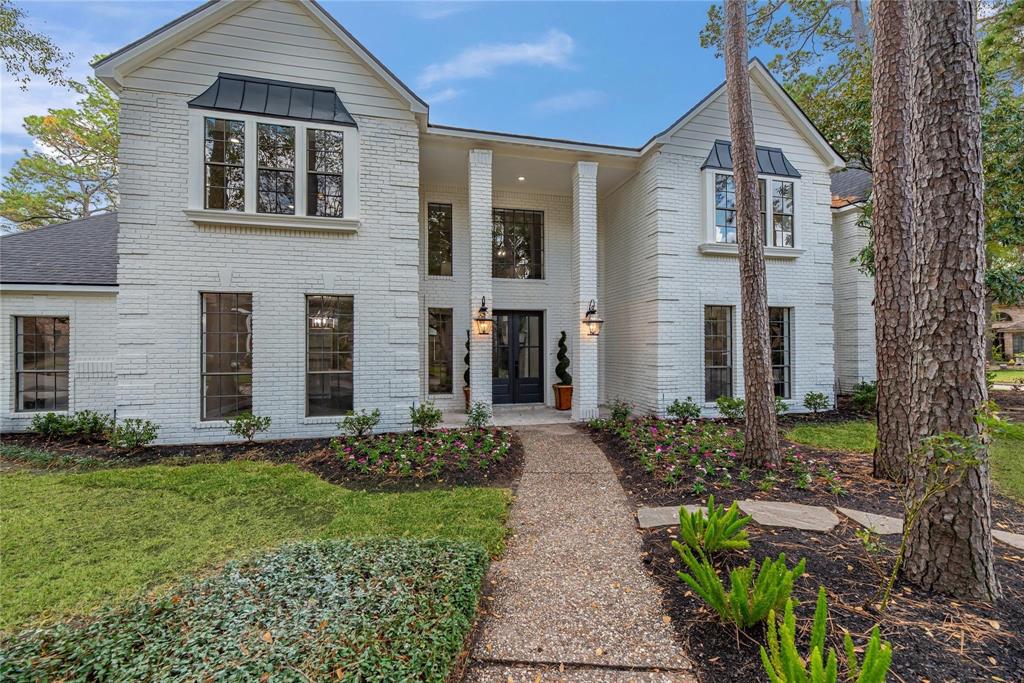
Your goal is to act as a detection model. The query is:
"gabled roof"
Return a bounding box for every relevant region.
[93,0,427,114]
[189,73,357,127]
[702,139,801,178]
[1,213,119,286]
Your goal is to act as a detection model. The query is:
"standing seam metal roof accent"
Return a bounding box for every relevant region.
[701,139,802,178]
[188,73,357,127]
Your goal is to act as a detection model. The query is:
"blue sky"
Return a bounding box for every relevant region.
[1,1,782,175]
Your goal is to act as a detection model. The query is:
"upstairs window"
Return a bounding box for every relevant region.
[714,174,736,244]
[204,117,245,211]
[712,173,797,248]
[15,316,69,412]
[493,208,544,279]
[771,181,795,247]
[307,129,344,217]
[257,123,295,214]
[427,203,453,276]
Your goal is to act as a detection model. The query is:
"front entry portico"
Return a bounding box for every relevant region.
[492,311,544,404]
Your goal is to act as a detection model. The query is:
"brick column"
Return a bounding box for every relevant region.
[572,160,599,420]
[468,149,493,412]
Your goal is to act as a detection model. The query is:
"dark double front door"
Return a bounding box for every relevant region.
[492,311,544,404]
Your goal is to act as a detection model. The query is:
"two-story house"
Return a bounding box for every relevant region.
[0,0,851,443]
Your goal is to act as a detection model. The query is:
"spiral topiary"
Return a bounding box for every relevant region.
[463,330,470,388]
[555,331,572,386]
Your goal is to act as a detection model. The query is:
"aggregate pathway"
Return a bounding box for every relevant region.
[465,424,693,682]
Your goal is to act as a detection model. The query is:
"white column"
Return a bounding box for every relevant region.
[572,160,599,420]
[468,149,493,411]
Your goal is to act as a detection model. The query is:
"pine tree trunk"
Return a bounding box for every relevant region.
[724,0,781,467]
[870,0,914,482]
[901,0,1000,601]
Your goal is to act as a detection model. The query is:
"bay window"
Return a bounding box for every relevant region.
[256,123,295,214]
[712,172,797,248]
[204,117,245,211]
[307,129,344,217]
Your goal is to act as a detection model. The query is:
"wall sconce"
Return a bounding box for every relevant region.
[583,299,604,336]
[473,296,494,335]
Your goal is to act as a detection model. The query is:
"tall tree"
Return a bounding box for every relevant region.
[0,0,69,89]
[902,0,1000,601]
[869,0,914,482]
[724,0,780,467]
[0,76,118,229]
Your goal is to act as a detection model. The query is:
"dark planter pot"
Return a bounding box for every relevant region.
[553,384,573,411]
[463,386,471,411]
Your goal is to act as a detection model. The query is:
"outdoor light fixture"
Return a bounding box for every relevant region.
[583,299,604,336]
[473,296,494,335]
[517,176,526,182]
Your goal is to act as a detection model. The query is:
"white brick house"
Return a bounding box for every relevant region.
[1,0,862,444]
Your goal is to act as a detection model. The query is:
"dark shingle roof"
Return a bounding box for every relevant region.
[1,212,118,286]
[189,73,357,127]
[702,139,802,178]
[831,167,872,207]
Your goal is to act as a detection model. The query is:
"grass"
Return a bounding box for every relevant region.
[990,368,1024,384]
[786,419,1024,501]
[0,461,509,630]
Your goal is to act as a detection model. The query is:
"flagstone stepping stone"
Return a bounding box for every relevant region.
[636,505,703,529]
[737,500,840,532]
[993,529,1024,550]
[836,507,903,535]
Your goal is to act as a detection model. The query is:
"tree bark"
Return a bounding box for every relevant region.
[725,0,781,467]
[902,0,1000,601]
[870,0,914,482]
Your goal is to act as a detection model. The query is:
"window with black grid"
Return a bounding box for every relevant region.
[704,305,733,401]
[15,316,69,412]
[201,293,253,420]
[772,180,795,247]
[306,128,344,217]
[492,208,543,279]
[427,203,453,276]
[306,295,353,417]
[257,123,295,214]
[428,308,453,393]
[769,307,792,398]
[204,117,245,211]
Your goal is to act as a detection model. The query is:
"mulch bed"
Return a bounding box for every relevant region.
[993,388,1024,422]
[0,431,524,491]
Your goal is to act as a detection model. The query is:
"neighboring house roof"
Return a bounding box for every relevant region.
[189,73,357,127]
[831,167,872,208]
[993,306,1024,333]
[702,139,802,178]
[0,213,119,286]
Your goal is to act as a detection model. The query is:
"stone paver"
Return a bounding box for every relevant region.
[836,507,904,535]
[737,499,840,532]
[467,424,693,680]
[993,529,1024,550]
[636,505,703,529]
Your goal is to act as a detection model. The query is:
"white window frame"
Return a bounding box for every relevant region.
[185,110,360,232]
[699,169,804,259]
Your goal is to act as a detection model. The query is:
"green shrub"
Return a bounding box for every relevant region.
[71,410,115,442]
[465,401,491,429]
[610,398,632,424]
[761,587,893,683]
[227,411,272,443]
[30,412,75,439]
[674,495,751,556]
[409,401,443,432]
[339,408,381,437]
[803,392,830,414]
[108,418,159,450]
[555,331,572,385]
[667,397,701,421]
[0,540,489,682]
[675,546,805,628]
[775,396,789,416]
[851,381,877,413]
[715,395,746,420]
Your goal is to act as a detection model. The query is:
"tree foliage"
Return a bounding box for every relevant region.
[0,0,70,89]
[0,75,118,230]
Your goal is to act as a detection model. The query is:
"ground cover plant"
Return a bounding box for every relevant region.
[0,461,509,630]
[1,539,488,682]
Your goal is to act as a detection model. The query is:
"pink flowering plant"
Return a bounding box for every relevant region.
[331,427,513,479]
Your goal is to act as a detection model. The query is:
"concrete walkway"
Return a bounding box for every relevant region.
[465,424,693,683]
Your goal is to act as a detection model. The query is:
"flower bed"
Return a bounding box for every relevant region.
[332,428,515,479]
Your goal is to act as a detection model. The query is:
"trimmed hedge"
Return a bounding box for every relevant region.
[0,539,489,682]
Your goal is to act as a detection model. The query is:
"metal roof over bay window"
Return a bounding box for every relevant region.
[188,73,357,127]
[701,139,801,178]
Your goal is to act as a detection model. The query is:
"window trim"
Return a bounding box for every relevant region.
[304,294,354,418]
[187,110,360,231]
[14,315,71,413]
[701,169,803,257]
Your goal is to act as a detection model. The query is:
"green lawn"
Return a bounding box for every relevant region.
[990,368,1024,384]
[0,461,509,630]
[786,420,1024,501]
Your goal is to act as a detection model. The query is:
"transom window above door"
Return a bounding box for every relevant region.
[492,208,544,279]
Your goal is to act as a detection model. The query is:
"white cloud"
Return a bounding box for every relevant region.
[425,87,463,105]
[532,88,605,114]
[418,29,575,88]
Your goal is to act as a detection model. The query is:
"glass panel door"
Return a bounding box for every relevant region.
[492,311,544,404]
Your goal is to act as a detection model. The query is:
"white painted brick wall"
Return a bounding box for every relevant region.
[467,150,494,409]
[0,292,118,432]
[832,206,876,392]
[571,161,599,419]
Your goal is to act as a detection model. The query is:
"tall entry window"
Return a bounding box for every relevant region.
[201,293,253,420]
[769,307,792,398]
[704,305,733,401]
[306,295,354,416]
[428,308,453,393]
[427,203,453,276]
[492,208,544,279]
[15,316,69,412]
[256,123,295,214]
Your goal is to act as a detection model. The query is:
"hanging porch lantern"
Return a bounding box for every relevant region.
[473,296,494,335]
[583,299,604,336]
